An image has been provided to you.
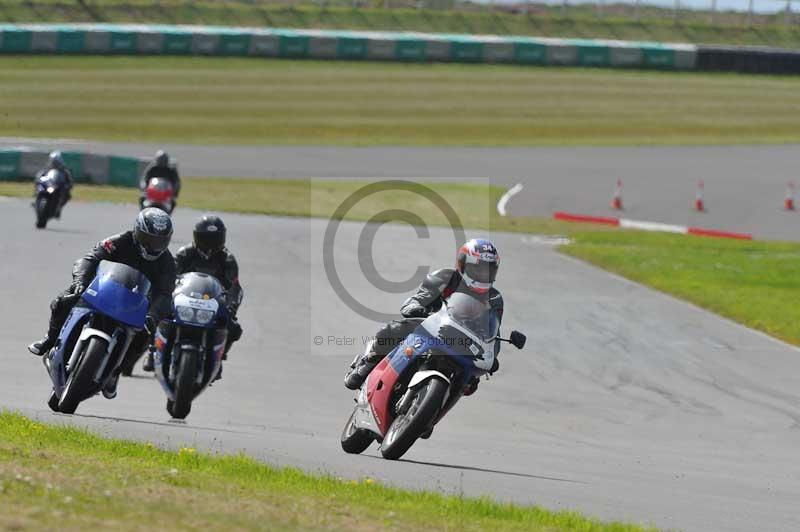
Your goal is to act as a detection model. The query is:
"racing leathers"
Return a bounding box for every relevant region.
[344,268,503,393]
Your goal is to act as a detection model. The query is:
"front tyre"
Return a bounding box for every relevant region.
[35,196,49,229]
[59,337,108,414]
[379,377,448,461]
[340,409,374,454]
[170,348,197,419]
[47,390,60,413]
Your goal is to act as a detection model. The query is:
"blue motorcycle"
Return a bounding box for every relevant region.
[34,169,68,229]
[43,261,150,414]
[153,272,229,420]
[341,291,526,460]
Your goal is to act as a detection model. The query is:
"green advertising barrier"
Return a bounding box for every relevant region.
[279,33,309,58]
[513,41,546,64]
[575,41,611,67]
[57,29,86,53]
[0,151,21,181]
[108,156,140,187]
[337,36,368,60]
[450,40,483,62]
[395,39,426,61]
[61,151,84,182]
[109,31,137,53]
[163,31,192,55]
[1,28,32,53]
[219,32,250,56]
[0,24,702,71]
[642,46,676,68]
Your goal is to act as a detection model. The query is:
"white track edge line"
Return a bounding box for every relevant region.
[496,183,524,217]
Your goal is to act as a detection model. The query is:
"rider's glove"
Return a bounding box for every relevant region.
[402,304,427,319]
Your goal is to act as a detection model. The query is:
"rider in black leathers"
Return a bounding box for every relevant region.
[142,215,243,378]
[36,151,74,218]
[344,239,503,396]
[139,150,181,205]
[28,208,177,398]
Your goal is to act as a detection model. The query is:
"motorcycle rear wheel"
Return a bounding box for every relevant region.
[59,337,108,415]
[379,377,448,461]
[340,409,374,454]
[170,348,196,419]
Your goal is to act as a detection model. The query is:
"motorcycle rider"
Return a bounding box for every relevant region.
[28,208,177,399]
[139,150,181,207]
[35,151,74,218]
[344,238,503,396]
[142,215,243,379]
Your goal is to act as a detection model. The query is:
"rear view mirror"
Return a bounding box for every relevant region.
[510,330,526,350]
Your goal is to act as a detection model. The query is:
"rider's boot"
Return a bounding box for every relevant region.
[142,350,155,372]
[344,340,379,390]
[28,335,55,357]
[420,427,434,439]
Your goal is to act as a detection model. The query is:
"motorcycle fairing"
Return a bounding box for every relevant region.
[44,305,93,394]
[82,264,149,328]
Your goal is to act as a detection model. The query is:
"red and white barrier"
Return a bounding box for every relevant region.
[553,211,753,240]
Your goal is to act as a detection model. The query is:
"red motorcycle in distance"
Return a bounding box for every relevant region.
[140,177,175,214]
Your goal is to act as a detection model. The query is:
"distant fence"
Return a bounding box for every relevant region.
[3,23,800,73]
[0,147,146,187]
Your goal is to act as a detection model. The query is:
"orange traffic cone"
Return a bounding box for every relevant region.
[694,181,705,212]
[785,182,795,211]
[611,179,623,210]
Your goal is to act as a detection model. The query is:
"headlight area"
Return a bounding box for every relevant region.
[176,305,216,325]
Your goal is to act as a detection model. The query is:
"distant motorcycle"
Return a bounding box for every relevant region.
[140,177,175,214]
[153,272,229,419]
[341,292,526,460]
[34,169,69,229]
[42,261,150,414]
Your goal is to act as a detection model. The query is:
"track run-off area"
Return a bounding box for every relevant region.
[2,195,800,532]
[3,138,800,240]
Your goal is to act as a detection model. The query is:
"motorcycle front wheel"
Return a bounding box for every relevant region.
[35,196,49,229]
[379,376,448,461]
[340,409,374,454]
[169,348,197,419]
[59,337,108,414]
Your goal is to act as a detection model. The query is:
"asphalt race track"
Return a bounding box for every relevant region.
[3,138,800,240]
[2,197,800,532]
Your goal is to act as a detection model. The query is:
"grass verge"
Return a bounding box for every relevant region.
[4,56,800,146]
[0,411,652,531]
[0,178,605,235]
[562,231,800,345]
[3,0,800,48]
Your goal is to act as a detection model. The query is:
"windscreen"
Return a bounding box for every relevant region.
[445,292,498,341]
[96,261,151,295]
[174,272,224,300]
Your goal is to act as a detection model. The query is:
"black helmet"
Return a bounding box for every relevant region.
[134,208,173,261]
[193,215,226,259]
[154,150,169,167]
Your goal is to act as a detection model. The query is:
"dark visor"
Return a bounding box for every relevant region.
[136,229,170,254]
[465,261,498,283]
[195,231,225,253]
